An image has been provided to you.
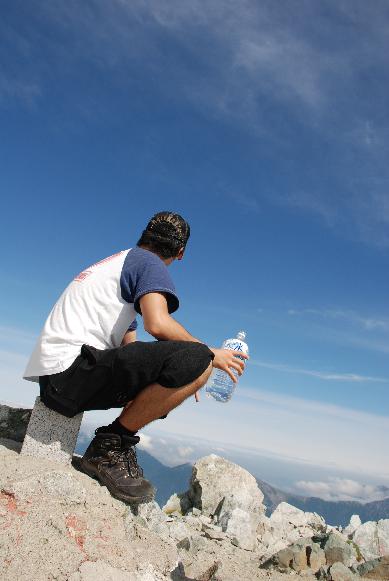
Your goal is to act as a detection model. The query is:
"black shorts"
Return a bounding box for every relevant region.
[39,341,214,418]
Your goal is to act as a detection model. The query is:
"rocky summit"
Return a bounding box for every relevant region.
[1,404,389,580]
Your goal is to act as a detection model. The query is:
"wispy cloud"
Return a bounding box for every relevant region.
[250,359,388,383]
[294,477,389,503]
[238,387,389,428]
[3,0,389,245]
[0,78,41,106]
[288,308,389,332]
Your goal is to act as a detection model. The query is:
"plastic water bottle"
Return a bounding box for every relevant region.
[206,331,249,403]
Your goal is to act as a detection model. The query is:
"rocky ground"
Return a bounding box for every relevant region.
[0,403,389,580]
[0,439,314,581]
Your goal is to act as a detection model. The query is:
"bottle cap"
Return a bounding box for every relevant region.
[237,331,246,340]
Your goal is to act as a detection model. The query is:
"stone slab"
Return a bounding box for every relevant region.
[20,397,83,465]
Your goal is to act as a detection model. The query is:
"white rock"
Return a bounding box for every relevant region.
[162,493,182,515]
[127,501,171,539]
[344,514,362,536]
[258,502,327,556]
[270,502,325,530]
[226,507,260,551]
[352,519,389,560]
[187,454,265,551]
[189,454,265,516]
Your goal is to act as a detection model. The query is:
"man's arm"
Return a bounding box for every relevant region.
[139,292,201,342]
[139,292,247,384]
[121,329,137,346]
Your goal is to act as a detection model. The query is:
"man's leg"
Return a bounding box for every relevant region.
[80,353,213,505]
[118,361,212,432]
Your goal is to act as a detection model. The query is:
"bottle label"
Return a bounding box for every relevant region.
[222,338,249,356]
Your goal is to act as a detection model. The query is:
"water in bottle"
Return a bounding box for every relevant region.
[206,331,249,403]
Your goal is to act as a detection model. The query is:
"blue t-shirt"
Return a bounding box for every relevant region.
[120,247,179,331]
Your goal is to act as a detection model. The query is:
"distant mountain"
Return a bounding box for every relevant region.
[137,449,192,507]
[76,435,389,527]
[257,478,389,527]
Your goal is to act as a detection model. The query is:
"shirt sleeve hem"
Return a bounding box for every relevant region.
[134,288,179,315]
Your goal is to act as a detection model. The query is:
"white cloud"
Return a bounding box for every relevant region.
[294,477,389,502]
[154,384,389,480]
[238,387,389,428]
[250,359,388,383]
[177,446,194,459]
[288,308,389,333]
[138,433,153,451]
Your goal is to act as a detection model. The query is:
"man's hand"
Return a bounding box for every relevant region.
[194,348,248,402]
[210,348,248,383]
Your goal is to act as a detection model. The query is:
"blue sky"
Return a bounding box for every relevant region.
[1,1,388,501]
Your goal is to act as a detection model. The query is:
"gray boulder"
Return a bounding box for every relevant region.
[261,538,326,573]
[0,404,31,442]
[323,532,359,567]
[357,556,389,579]
[329,562,357,581]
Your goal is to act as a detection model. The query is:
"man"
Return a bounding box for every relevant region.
[23,211,247,504]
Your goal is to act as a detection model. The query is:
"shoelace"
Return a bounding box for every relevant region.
[108,446,143,478]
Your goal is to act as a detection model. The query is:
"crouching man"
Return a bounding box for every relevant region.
[23,211,247,504]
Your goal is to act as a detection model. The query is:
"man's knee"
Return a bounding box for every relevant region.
[159,342,214,388]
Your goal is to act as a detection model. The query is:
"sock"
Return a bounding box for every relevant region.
[97,418,137,437]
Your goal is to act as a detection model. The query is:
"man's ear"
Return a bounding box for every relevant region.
[177,247,185,261]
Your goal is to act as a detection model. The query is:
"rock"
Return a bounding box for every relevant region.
[20,397,83,466]
[186,455,265,551]
[329,562,356,581]
[352,519,389,560]
[309,543,328,572]
[182,514,202,531]
[323,532,359,567]
[274,546,295,570]
[68,560,135,580]
[0,445,178,580]
[187,454,264,515]
[202,524,227,540]
[259,502,328,558]
[357,556,389,579]
[316,565,331,580]
[270,502,326,531]
[226,507,262,551]
[344,515,362,537]
[261,539,326,573]
[69,561,169,581]
[127,501,170,538]
[4,470,87,504]
[162,493,183,515]
[0,404,31,442]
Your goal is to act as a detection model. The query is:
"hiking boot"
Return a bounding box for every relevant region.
[80,430,155,504]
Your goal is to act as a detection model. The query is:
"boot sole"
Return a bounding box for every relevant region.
[80,460,155,505]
